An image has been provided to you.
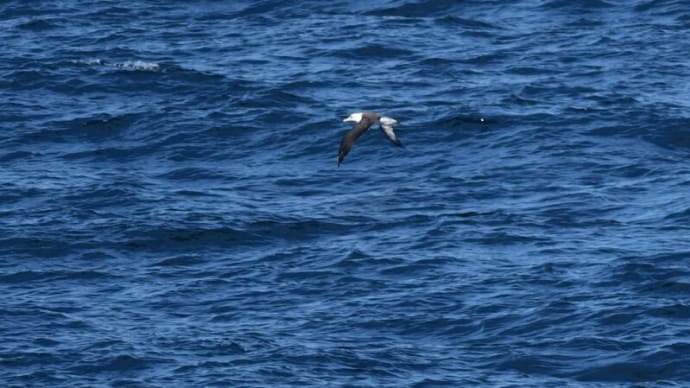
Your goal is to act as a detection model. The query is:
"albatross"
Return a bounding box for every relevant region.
[337,111,403,166]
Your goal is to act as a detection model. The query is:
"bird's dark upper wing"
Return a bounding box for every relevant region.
[337,117,374,166]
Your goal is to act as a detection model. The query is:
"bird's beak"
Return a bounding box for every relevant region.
[343,117,350,122]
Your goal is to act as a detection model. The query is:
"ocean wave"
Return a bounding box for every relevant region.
[74,58,160,71]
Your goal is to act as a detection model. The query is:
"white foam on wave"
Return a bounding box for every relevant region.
[118,60,160,71]
[75,58,161,71]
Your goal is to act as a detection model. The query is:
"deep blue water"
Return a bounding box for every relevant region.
[2,1,690,386]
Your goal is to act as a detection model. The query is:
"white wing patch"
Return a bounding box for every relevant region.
[381,124,399,143]
[379,116,398,126]
[379,116,402,146]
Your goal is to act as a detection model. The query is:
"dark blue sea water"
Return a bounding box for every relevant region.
[2,1,690,386]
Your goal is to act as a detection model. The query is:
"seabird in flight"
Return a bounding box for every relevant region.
[337,111,403,166]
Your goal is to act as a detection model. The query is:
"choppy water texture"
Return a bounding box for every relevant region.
[2,1,690,386]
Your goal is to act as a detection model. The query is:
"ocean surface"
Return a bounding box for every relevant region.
[2,1,690,386]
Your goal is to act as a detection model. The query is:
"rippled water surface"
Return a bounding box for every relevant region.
[2,1,690,386]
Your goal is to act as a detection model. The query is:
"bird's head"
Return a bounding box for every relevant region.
[343,112,363,123]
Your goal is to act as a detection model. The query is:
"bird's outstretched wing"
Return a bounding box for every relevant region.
[379,116,403,147]
[338,118,375,166]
